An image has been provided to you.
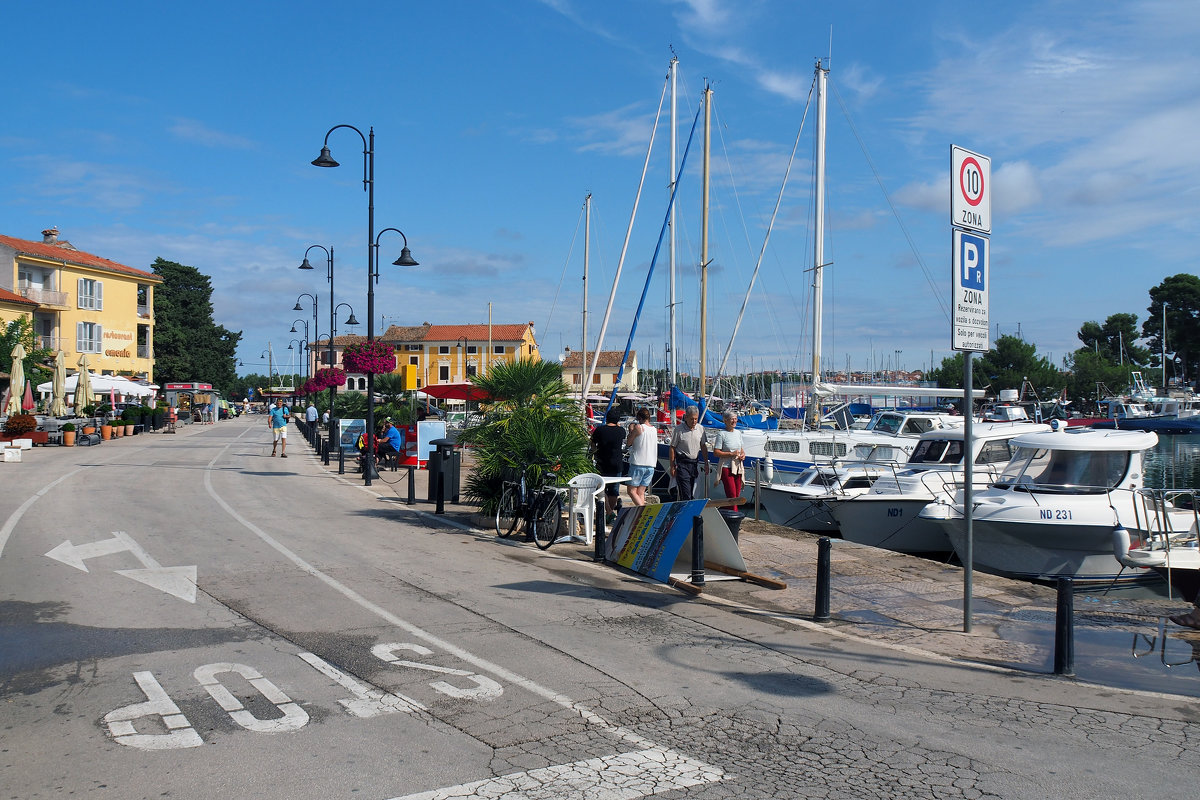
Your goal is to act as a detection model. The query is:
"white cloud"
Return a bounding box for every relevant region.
[168,118,256,150]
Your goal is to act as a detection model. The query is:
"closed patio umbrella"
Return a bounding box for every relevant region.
[5,343,25,416]
[50,350,67,417]
[21,380,34,411]
[74,354,92,411]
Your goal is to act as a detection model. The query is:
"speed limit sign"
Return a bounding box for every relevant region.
[951,145,990,233]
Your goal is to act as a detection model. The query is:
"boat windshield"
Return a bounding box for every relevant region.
[994,447,1131,494]
[908,439,964,465]
[867,413,902,434]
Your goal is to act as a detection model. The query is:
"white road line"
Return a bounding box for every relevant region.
[0,468,91,559]
[389,747,724,800]
[203,428,725,792]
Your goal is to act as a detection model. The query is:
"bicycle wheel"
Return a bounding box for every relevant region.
[495,486,521,537]
[532,492,564,550]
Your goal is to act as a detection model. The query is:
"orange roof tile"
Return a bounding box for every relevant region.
[424,323,532,342]
[0,233,160,281]
[0,287,38,307]
[561,350,636,368]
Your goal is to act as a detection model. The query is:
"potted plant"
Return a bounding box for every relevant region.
[61,422,76,447]
[81,405,97,435]
[2,413,38,443]
[123,408,139,435]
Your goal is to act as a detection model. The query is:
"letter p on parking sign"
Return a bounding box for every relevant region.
[959,232,986,290]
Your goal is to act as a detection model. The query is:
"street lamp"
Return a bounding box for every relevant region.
[289,319,310,381]
[299,245,336,434]
[312,122,419,484]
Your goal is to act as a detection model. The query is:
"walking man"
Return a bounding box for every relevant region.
[668,406,707,501]
[306,401,318,428]
[269,399,290,458]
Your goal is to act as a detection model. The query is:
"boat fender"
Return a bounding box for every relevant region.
[764,454,774,483]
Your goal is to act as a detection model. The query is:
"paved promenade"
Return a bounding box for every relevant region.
[286,422,1200,699]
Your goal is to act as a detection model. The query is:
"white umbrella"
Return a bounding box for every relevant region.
[5,343,25,416]
[50,350,67,417]
[74,354,92,411]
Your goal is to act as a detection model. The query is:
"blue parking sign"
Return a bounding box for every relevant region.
[959,232,986,290]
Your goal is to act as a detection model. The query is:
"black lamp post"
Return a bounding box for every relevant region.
[312,124,419,484]
[299,245,336,435]
[288,319,310,382]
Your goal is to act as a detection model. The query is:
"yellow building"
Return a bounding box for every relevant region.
[0,228,161,380]
[560,349,639,393]
[312,321,540,391]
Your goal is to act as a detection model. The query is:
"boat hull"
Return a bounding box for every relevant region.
[935,512,1155,586]
[755,485,845,532]
[833,496,949,553]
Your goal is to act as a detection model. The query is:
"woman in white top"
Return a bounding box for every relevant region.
[713,410,746,510]
[624,407,659,506]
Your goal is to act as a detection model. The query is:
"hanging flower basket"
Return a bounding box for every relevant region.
[341,340,396,375]
[312,367,347,390]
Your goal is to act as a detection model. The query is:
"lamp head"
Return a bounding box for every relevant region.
[311,146,339,168]
[345,312,360,327]
[299,257,314,271]
[293,301,303,311]
[393,246,419,267]
[290,325,298,333]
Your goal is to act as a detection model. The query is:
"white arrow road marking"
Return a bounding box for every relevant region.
[116,565,198,603]
[390,747,725,800]
[45,531,197,603]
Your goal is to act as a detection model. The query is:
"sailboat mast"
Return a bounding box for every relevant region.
[669,55,679,388]
[581,193,591,418]
[807,60,828,426]
[699,83,712,402]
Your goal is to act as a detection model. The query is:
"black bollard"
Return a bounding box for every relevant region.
[323,436,331,465]
[435,470,445,515]
[814,536,832,623]
[593,507,606,562]
[406,466,416,505]
[338,448,345,475]
[1054,576,1075,677]
[690,516,705,586]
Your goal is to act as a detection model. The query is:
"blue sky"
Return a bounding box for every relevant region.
[2,1,1197,381]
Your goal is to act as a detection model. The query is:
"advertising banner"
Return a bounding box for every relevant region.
[338,418,365,454]
[606,501,749,585]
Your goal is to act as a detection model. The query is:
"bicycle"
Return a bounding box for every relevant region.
[495,460,567,550]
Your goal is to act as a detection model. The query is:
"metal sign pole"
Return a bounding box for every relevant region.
[963,351,973,632]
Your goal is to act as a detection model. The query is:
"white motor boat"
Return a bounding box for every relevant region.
[753,445,897,533]
[833,421,1050,554]
[920,427,1195,586]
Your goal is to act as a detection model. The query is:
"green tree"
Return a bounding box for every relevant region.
[1,317,54,390]
[929,336,1064,397]
[151,258,241,391]
[1077,313,1150,367]
[459,358,592,513]
[1143,274,1200,387]
[1064,349,1133,412]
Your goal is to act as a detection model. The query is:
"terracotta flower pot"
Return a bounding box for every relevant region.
[83,426,96,435]
[63,431,76,447]
[125,424,134,436]
[100,425,112,440]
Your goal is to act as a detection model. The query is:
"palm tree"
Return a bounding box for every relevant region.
[460,357,591,513]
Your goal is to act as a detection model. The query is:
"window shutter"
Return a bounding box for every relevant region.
[77,278,87,309]
[95,324,103,352]
[95,281,103,310]
[76,321,86,351]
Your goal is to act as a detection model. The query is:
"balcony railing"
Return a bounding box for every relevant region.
[19,286,68,306]
[38,335,63,350]
[137,304,150,318]
[137,345,151,359]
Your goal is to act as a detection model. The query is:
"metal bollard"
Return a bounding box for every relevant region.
[435,470,445,515]
[406,467,415,505]
[1054,576,1075,677]
[593,503,606,562]
[813,536,831,622]
[324,436,332,465]
[754,460,761,521]
[690,516,705,586]
[338,448,345,475]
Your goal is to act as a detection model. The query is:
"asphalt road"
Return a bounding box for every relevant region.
[2,416,1197,799]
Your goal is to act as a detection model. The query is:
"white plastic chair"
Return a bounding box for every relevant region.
[567,472,607,545]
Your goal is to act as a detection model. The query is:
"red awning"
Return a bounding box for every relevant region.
[421,383,491,402]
